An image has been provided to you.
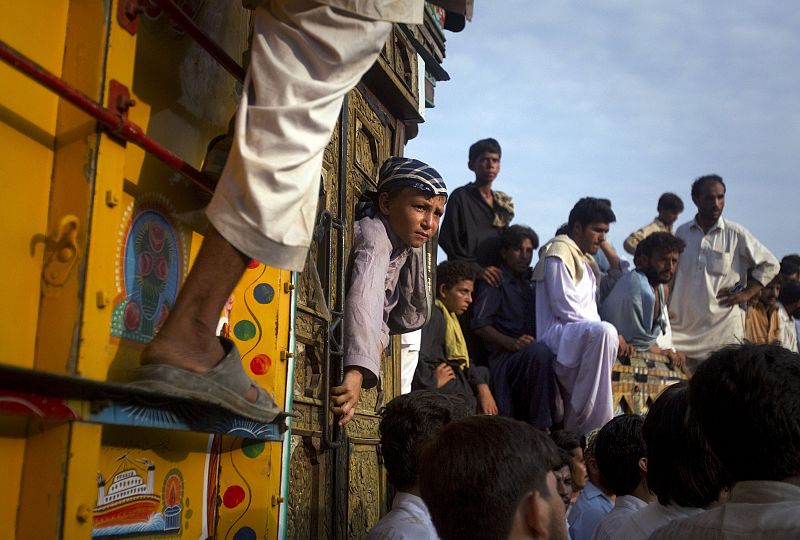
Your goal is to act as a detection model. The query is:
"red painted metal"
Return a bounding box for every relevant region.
[118,0,144,35]
[148,0,246,82]
[0,39,215,193]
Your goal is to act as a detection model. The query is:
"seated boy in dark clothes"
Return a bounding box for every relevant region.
[412,261,498,414]
[471,225,559,429]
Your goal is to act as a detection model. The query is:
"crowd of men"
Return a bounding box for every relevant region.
[400,138,796,436]
[365,138,800,540]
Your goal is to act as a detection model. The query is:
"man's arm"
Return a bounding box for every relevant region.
[718,228,779,307]
[438,192,473,263]
[439,192,502,286]
[596,240,628,303]
[543,257,593,323]
[333,233,388,425]
[473,325,534,352]
[623,220,658,256]
[471,281,534,351]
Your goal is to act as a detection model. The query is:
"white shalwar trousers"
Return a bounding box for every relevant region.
[206,1,393,271]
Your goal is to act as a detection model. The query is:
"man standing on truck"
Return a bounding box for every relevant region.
[135,1,471,422]
[668,174,778,371]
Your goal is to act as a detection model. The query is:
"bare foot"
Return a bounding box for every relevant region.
[141,318,258,403]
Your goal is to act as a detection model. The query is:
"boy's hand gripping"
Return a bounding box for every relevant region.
[331,368,363,427]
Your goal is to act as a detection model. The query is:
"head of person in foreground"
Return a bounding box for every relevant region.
[419,415,567,540]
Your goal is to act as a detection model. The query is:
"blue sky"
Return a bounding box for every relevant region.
[407,0,800,261]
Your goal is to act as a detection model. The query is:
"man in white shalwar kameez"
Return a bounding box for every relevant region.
[669,175,778,367]
[533,198,633,435]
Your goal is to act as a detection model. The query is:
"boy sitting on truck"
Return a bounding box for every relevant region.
[412,260,498,415]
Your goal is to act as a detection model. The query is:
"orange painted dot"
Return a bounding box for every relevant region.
[250,354,271,375]
[223,485,246,508]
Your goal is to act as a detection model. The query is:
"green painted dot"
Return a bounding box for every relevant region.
[242,438,265,458]
[234,320,257,341]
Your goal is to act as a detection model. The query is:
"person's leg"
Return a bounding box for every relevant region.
[554,321,616,434]
[141,226,250,369]
[486,352,515,418]
[512,342,557,430]
[138,1,392,409]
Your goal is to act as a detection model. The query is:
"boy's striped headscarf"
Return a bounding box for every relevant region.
[378,157,447,200]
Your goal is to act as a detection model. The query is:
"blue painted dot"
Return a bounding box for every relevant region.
[253,283,274,304]
[234,527,257,540]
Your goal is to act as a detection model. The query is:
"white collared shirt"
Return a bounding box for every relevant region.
[649,480,800,540]
[366,492,439,540]
[778,304,798,353]
[669,217,779,360]
[591,495,649,540]
[612,501,704,540]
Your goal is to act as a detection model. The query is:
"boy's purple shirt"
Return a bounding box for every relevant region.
[344,212,413,388]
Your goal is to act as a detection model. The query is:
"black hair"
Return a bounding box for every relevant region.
[637,232,686,258]
[782,254,800,267]
[379,390,471,491]
[657,192,684,212]
[419,416,559,540]
[468,138,502,163]
[780,260,800,277]
[500,224,539,251]
[436,260,476,290]
[594,414,646,496]
[690,344,800,482]
[779,281,800,306]
[550,430,584,453]
[690,174,726,198]
[644,383,731,508]
[567,197,617,231]
[555,222,570,236]
[556,448,573,470]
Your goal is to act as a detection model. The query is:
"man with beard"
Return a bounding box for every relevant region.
[668,174,778,369]
[600,232,687,367]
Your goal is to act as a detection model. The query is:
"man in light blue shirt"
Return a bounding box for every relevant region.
[568,431,614,540]
[366,391,471,540]
[599,232,687,367]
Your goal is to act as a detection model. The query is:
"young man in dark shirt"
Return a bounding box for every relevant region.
[439,137,514,286]
[413,260,498,414]
[471,225,558,429]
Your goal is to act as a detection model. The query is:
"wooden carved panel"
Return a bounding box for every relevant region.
[347,443,383,539]
[287,434,332,540]
[393,31,417,96]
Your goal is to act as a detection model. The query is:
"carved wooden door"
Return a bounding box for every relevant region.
[286,83,404,539]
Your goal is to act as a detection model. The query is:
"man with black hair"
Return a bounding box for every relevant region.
[623,192,684,255]
[591,415,653,540]
[551,430,589,504]
[778,280,800,353]
[439,137,514,286]
[669,174,779,366]
[472,225,558,429]
[533,198,628,434]
[650,344,800,539]
[366,390,471,540]
[600,232,687,366]
[413,260,498,414]
[419,415,568,540]
[614,382,730,539]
